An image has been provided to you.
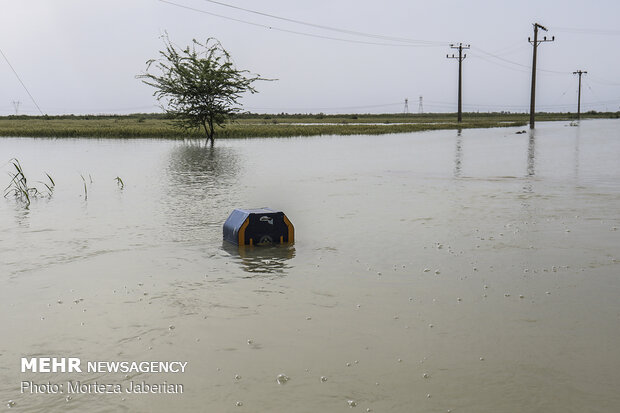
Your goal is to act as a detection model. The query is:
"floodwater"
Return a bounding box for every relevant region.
[1,120,619,413]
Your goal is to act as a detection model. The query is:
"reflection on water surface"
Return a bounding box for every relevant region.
[222,242,296,275]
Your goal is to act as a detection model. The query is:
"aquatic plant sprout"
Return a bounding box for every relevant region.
[3,158,54,207]
[80,174,88,200]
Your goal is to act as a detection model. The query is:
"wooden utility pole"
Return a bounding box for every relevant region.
[447,43,470,123]
[573,70,587,119]
[528,23,554,129]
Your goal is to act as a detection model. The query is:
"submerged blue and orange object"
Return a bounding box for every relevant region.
[223,208,294,246]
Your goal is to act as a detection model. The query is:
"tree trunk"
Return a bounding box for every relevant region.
[202,119,215,145]
[207,119,215,146]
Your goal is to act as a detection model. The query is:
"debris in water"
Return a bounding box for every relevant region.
[276,374,289,384]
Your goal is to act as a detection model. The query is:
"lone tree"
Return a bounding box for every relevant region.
[139,36,266,144]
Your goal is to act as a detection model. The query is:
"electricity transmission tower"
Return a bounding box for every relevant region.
[528,23,554,129]
[418,96,423,114]
[12,100,20,115]
[404,98,409,114]
[447,43,470,122]
[573,70,587,119]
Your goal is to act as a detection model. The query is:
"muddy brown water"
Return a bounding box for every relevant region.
[1,120,619,412]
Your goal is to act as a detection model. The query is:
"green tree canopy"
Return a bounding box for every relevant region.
[139,36,267,144]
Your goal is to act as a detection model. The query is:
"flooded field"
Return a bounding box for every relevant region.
[1,120,619,412]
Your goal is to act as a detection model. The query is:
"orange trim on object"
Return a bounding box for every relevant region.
[283,215,294,243]
[238,218,249,246]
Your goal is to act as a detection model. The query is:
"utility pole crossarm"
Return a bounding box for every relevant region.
[447,43,470,62]
[528,23,555,45]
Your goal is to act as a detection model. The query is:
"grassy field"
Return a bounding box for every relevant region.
[0,112,617,139]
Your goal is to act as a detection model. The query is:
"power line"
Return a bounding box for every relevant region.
[197,0,448,46]
[245,102,403,111]
[468,52,531,74]
[427,97,618,110]
[0,46,44,115]
[549,80,574,107]
[488,41,531,57]
[159,0,446,47]
[50,104,160,113]
[242,97,620,113]
[582,77,603,104]
[550,26,620,36]
[0,103,161,115]
[243,97,620,114]
[471,46,569,75]
[589,75,620,86]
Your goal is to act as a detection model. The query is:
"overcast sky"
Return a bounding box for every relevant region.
[1,0,619,115]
